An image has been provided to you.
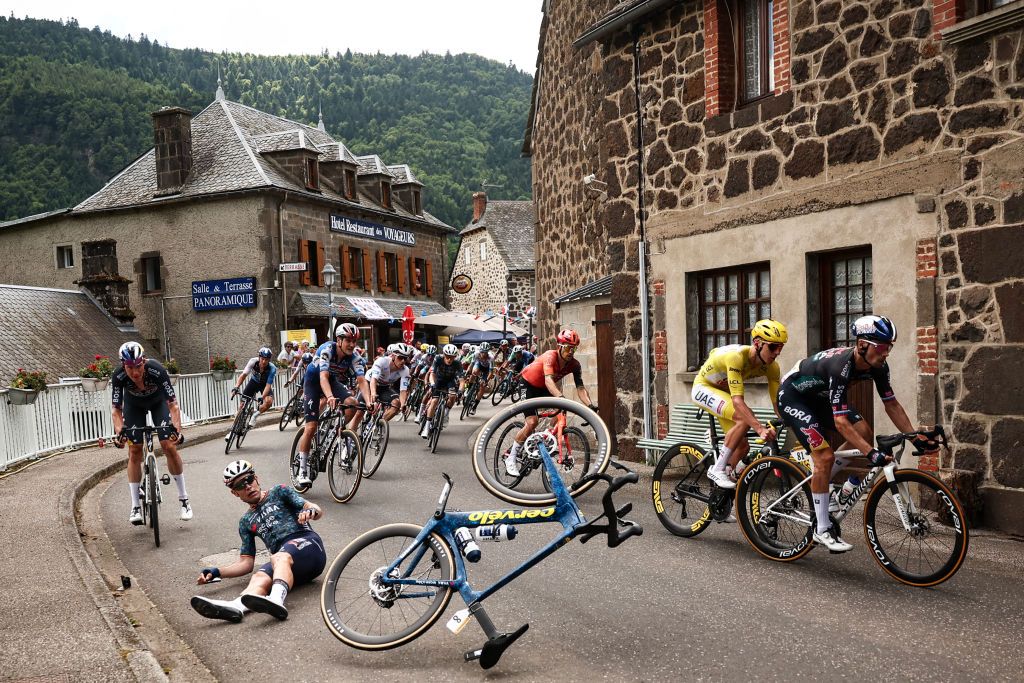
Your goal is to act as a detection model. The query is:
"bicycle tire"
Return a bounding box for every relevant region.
[510,383,522,403]
[289,429,311,494]
[236,404,252,448]
[862,469,969,587]
[328,430,363,504]
[480,375,497,399]
[429,407,443,453]
[321,523,456,650]
[147,460,160,548]
[460,391,471,421]
[362,417,389,478]
[280,393,299,431]
[735,456,815,562]
[473,398,611,506]
[491,378,509,406]
[651,443,714,538]
[490,421,527,488]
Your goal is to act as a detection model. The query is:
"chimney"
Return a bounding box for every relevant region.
[76,240,136,325]
[152,106,193,194]
[472,191,487,222]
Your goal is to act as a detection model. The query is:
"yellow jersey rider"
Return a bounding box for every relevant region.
[692,319,788,489]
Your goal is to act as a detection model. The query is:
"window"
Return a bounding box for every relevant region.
[345,246,364,288]
[142,254,162,294]
[298,239,324,286]
[381,182,392,209]
[739,0,774,102]
[820,249,873,349]
[378,251,398,291]
[305,157,320,191]
[412,257,427,294]
[465,244,472,266]
[696,263,770,360]
[479,240,487,261]
[708,0,780,115]
[412,189,422,215]
[56,245,74,269]
[344,169,357,200]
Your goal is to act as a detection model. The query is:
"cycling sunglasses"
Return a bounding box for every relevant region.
[229,473,256,491]
[864,339,894,352]
[122,357,146,368]
[766,343,785,352]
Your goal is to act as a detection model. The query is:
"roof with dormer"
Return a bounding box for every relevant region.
[387,165,422,186]
[460,200,535,272]
[355,155,395,177]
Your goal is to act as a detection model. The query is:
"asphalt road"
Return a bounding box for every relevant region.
[98,403,1024,682]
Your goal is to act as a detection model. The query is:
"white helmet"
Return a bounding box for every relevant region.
[512,345,524,354]
[427,344,437,354]
[479,342,491,352]
[393,342,415,359]
[386,343,397,354]
[223,459,254,485]
[119,341,145,365]
[442,343,459,357]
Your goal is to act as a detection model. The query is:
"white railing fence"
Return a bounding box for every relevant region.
[1,372,297,471]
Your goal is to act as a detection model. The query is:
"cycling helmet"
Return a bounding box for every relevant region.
[336,323,360,340]
[428,344,437,354]
[393,342,415,359]
[223,459,254,485]
[386,343,397,353]
[851,315,898,344]
[751,319,789,344]
[420,343,429,352]
[301,352,314,363]
[512,345,524,354]
[479,342,492,352]
[258,346,272,359]
[499,339,509,347]
[442,343,459,357]
[556,329,580,346]
[119,341,145,366]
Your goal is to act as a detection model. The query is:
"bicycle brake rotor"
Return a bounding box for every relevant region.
[369,567,399,607]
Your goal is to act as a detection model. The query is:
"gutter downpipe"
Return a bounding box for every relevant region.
[632,26,655,462]
[278,191,290,331]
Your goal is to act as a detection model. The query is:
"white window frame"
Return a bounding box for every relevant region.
[479,240,487,261]
[55,244,74,269]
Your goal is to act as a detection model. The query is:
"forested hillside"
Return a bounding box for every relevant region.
[0,16,532,231]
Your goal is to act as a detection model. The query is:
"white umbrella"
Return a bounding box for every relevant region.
[479,315,528,336]
[416,312,495,331]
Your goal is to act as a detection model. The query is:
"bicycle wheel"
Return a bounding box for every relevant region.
[280,393,299,431]
[321,523,456,650]
[224,414,240,455]
[509,382,522,403]
[147,461,160,548]
[489,421,527,489]
[651,443,715,538]
[236,404,253,448]
[328,430,363,504]
[735,456,814,562]
[401,387,417,421]
[473,398,611,506]
[429,406,444,454]
[480,375,497,399]
[460,390,472,421]
[491,378,509,406]
[540,425,592,493]
[289,429,311,493]
[862,469,969,587]
[362,417,390,478]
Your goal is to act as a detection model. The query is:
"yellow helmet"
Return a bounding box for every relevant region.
[751,319,788,344]
[419,343,428,352]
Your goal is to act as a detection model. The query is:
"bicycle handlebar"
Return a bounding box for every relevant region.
[571,461,644,548]
[876,425,946,456]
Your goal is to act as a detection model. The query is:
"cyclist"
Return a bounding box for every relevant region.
[693,319,787,490]
[459,343,474,372]
[777,315,936,553]
[191,460,326,623]
[227,347,277,435]
[493,339,511,367]
[110,342,190,524]
[286,351,314,387]
[459,341,494,415]
[504,329,596,477]
[366,342,414,421]
[419,344,464,438]
[503,344,535,376]
[295,324,367,488]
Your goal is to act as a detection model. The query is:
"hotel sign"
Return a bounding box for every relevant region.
[329,214,416,246]
[192,277,257,311]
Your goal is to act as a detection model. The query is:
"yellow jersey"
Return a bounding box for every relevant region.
[695,344,780,398]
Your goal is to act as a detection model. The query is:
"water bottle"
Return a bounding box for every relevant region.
[837,475,860,506]
[475,524,518,543]
[453,527,481,563]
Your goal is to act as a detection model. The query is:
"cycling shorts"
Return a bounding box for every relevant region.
[777,380,862,452]
[121,395,175,444]
[376,385,400,406]
[302,374,352,421]
[473,364,491,380]
[430,379,459,398]
[691,383,739,434]
[243,379,273,400]
[522,382,551,418]
[256,531,326,586]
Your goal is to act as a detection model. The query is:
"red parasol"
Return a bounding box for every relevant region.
[402,305,415,344]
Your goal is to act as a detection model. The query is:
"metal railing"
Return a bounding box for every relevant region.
[0,371,299,471]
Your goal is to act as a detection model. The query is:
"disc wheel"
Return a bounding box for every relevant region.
[735,456,815,562]
[361,417,389,478]
[862,469,969,587]
[651,443,717,538]
[321,523,456,650]
[328,430,363,504]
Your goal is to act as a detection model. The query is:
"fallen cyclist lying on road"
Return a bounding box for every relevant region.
[190,459,327,623]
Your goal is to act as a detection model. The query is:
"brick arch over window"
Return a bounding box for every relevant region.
[704,0,791,118]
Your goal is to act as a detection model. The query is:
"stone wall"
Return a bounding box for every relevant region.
[506,272,536,319]
[449,228,510,315]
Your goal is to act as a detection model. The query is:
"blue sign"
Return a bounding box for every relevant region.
[192,277,257,311]
[329,214,416,246]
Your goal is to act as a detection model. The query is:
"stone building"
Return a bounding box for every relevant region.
[0,91,454,372]
[525,0,1024,533]
[449,191,537,318]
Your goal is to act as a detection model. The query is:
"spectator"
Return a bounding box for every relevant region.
[277,342,295,364]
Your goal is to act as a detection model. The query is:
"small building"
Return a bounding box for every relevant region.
[449,192,536,319]
[0,91,456,371]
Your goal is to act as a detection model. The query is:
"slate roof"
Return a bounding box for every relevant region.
[355,155,395,177]
[318,142,359,165]
[387,165,422,186]
[461,200,536,271]
[290,292,448,319]
[552,275,612,305]
[62,99,452,231]
[0,284,148,382]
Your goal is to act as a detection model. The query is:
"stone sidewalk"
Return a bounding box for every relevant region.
[0,416,260,683]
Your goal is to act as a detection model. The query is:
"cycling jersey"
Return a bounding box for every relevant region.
[510,351,535,373]
[430,355,463,387]
[521,350,583,389]
[367,356,411,391]
[237,484,318,555]
[111,359,176,408]
[694,344,781,397]
[241,357,278,391]
[781,346,895,416]
[310,341,366,383]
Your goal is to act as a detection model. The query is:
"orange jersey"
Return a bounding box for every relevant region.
[520,349,583,388]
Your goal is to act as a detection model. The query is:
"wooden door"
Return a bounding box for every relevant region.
[594,304,617,448]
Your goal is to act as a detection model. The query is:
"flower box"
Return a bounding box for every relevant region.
[211,370,234,382]
[6,387,39,405]
[80,377,109,393]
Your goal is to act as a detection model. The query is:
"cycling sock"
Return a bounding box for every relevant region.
[228,597,249,614]
[510,441,523,458]
[714,445,733,472]
[813,493,831,534]
[270,579,289,604]
[830,456,851,480]
[172,474,188,499]
[129,482,141,508]
[298,452,309,471]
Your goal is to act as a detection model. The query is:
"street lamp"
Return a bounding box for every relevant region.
[323,262,337,339]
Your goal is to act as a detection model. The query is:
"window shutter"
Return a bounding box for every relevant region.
[425,261,433,297]
[341,245,351,289]
[396,255,405,294]
[362,250,372,291]
[316,243,326,287]
[299,239,311,286]
[408,256,417,295]
[377,250,385,291]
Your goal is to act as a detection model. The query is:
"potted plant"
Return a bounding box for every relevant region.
[210,356,236,382]
[7,368,48,405]
[165,358,181,385]
[79,355,114,392]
